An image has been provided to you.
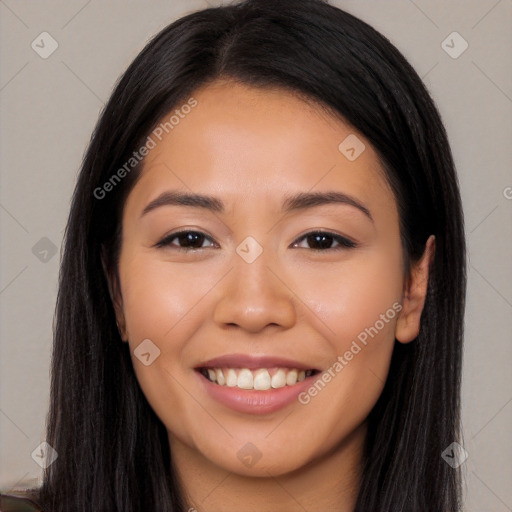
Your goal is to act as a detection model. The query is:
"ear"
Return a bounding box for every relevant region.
[395,235,435,344]
[101,248,128,342]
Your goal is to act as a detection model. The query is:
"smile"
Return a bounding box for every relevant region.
[194,354,322,414]
[198,367,319,391]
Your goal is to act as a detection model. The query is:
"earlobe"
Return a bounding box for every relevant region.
[101,250,128,342]
[395,235,435,344]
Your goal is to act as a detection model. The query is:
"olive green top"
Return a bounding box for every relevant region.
[0,493,42,512]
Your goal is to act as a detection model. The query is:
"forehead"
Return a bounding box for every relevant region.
[125,80,396,219]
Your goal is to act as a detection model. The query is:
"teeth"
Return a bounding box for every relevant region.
[253,369,271,390]
[271,369,286,389]
[226,368,237,387]
[237,369,254,389]
[286,369,298,386]
[201,367,316,390]
[215,368,225,385]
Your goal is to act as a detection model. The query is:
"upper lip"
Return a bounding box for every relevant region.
[196,353,319,371]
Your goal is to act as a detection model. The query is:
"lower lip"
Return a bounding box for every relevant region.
[196,371,315,415]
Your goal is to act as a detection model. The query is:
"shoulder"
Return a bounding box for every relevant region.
[0,491,42,512]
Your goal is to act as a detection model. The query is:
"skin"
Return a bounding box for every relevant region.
[107,80,434,511]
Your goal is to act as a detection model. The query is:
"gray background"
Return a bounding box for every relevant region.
[1,1,511,510]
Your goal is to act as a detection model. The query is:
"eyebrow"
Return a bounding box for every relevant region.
[141,190,373,221]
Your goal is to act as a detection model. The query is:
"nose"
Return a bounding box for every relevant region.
[212,251,297,333]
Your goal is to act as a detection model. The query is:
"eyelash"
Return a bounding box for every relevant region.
[155,230,357,252]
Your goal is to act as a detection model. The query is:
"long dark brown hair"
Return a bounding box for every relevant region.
[32,0,466,510]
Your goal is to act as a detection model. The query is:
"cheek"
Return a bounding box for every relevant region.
[119,254,197,342]
[291,251,403,425]
[118,255,205,439]
[298,249,403,348]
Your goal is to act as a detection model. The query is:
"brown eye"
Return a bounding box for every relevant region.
[293,231,356,251]
[156,230,215,250]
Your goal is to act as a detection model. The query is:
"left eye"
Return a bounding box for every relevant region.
[156,230,216,250]
[292,231,356,251]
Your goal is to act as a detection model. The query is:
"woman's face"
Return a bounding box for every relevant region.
[111,80,429,478]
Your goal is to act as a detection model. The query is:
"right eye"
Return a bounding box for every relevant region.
[155,230,217,251]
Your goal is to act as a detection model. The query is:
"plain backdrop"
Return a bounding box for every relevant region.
[0,1,511,510]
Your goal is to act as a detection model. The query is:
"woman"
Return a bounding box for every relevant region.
[2,0,466,510]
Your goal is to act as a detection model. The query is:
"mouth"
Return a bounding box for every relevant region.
[196,366,321,391]
[194,354,322,414]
